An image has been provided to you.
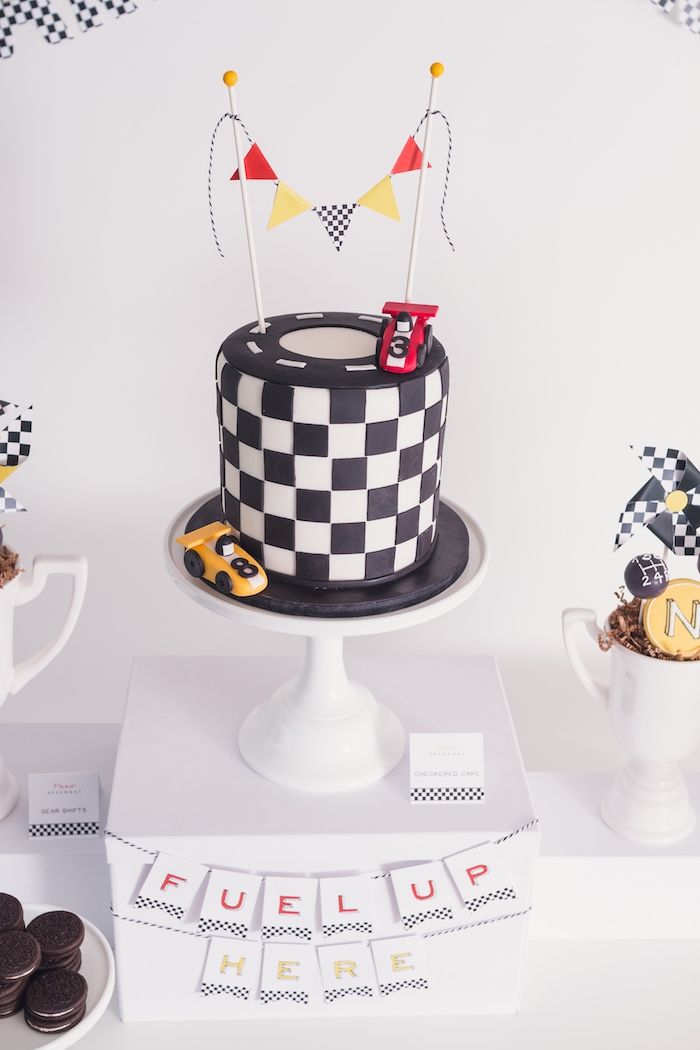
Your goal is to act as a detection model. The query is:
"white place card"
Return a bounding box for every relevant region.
[197,868,262,938]
[370,935,429,998]
[444,842,519,920]
[409,732,484,803]
[133,852,209,922]
[199,936,262,1000]
[259,941,316,1005]
[260,876,317,942]
[28,771,100,837]
[317,942,377,1003]
[390,860,456,931]
[319,874,374,939]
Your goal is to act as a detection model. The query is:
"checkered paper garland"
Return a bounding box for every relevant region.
[1,0,139,61]
[649,0,700,31]
[614,446,700,556]
[313,204,357,252]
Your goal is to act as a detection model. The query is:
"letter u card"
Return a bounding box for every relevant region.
[319,874,374,939]
[259,942,317,1005]
[390,860,456,931]
[199,936,262,1000]
[260,876,317,941]
[197,868,262,937]
[370,935,429,998]
[133,852,208,921]
[316,942,377,1003]
[444,842,519,920]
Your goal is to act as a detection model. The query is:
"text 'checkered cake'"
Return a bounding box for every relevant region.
[216,312,450,586]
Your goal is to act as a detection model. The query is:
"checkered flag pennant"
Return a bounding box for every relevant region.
[678,0,700,31]
[0,486,26,514]
[650,0,676,10]
[314,203,356,251]
[614,445,700,555]
[0,1,71,61]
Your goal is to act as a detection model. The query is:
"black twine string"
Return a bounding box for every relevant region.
[413,109,455,252]
[207,112,254,258]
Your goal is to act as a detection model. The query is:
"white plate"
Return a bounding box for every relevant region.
[3,905,115,1049]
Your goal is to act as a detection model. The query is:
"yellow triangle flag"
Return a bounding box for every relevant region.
[267,182,313,229]
[356,175,400,221]
[0,465,17,485]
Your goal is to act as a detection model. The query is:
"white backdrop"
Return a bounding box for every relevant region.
[2,0,700,771]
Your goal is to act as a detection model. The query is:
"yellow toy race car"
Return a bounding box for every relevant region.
[176,521,268,598]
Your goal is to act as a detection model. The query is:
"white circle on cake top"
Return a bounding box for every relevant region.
[278,326,376,360]
[165,493,489,638]
[6,905,115,1050]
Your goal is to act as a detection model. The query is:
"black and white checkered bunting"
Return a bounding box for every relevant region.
[133,896,185,920]
[260,924,312,941]
[217,313,449,585]
[379,978,429,997]
[260,989,309,1005]
[322,921,373,937]
[70,0,136,32]
[28,820,100,837]
[0,1,70,60]
[411,786,484,802]
[314,204,356,251]
[464,887,517,913]
[199,983,249,999]
[324,986,375,1003]
[402,906,453,930]
[197,917,249,938]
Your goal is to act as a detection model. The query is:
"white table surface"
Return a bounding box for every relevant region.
[68,938,700,1050]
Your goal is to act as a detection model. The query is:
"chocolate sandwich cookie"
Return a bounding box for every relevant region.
[26,910,84,965]
[0,976,29,1019]
[24,970,88,1035]
[40,947,81,973]
[0,894,24,933]
[0,931,41,984]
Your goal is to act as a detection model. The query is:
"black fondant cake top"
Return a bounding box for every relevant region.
[219,311,445,390]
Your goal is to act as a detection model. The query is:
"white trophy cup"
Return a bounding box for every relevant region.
[563,607,700,845]
[0,555,87,821]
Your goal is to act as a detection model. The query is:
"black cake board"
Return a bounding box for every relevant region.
[185,496,470,619]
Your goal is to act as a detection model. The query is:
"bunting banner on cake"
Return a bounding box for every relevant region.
[208,109,455,256]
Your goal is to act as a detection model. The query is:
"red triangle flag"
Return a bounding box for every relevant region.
[391,136,431,175]
[231,143,277,181]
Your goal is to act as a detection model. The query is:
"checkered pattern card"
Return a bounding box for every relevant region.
[197,868,262,938]
[371,935,429,998]
[259,942,317,1005]
[199,936,262,1001]
[260,876,317,941]
[28,772,100,838]
[389,860,458,932]
[409,733,485,803]
[319,875,374,939]
[317,942,377,1004]
[444,842,519,921]
[133,852,208,922]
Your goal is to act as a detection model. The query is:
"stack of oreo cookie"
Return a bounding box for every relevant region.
[0,894,88,1033]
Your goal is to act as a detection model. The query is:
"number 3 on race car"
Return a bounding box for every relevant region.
[375,301,439,374]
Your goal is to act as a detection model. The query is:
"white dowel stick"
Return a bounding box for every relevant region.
[405,62,444,302]
[224,70,266,333]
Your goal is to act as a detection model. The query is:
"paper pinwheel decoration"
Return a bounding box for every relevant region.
[614,445,700,555]
[0,400,33,515]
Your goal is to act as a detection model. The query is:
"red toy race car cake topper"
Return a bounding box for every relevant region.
[376,302,439,374]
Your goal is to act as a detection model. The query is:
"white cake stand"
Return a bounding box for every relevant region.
[165,493,488,793]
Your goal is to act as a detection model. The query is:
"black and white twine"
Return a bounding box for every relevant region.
[414,109,455,252]
[208,112,254,258]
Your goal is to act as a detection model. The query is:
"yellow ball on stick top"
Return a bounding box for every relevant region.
[222,70,238,87]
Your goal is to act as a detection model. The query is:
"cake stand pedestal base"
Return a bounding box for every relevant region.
[239,636,404,791]
[166,492,488,793]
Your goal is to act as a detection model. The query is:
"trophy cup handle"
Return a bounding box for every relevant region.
[562,607,610,709]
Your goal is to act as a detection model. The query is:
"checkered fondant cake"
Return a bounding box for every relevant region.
[216,312,449,586]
